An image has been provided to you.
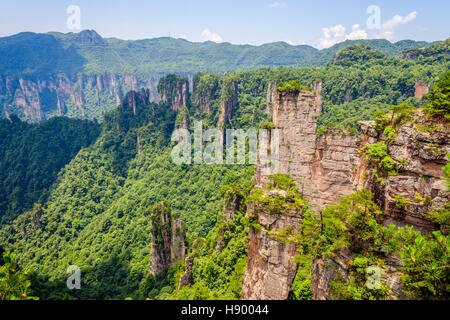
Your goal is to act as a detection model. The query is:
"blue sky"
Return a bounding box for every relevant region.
[0,0,448,48]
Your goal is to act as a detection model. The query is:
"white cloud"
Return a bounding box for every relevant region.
[200,29,223,43]
[319,24,345,49]
[176,34,188,40]
[317,11,417,49]
[285,40,308,46]
[318,24,367,49]
[345,24,368,41]
[269,1,287,8]
[379,11,417,41]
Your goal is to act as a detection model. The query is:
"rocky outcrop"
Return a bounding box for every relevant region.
[121,88,151,115]
[241,185,304,300]
[256,85,449,229]
[363,112,449,232]
[414,82,429,99]
[193,73,220,113]
[246,84,449,300]
[150,201,186,275]
[311,248,408,300]
[178,255,194,290]
[217,77,238,131]
[74,30,105,45]
[157,74,189,111]
[221,188,243,223]
[265,80,278,115]
[175,104,190,131]
[0,73,166,122]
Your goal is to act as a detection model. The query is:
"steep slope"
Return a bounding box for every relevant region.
[0,116,100,224]
[0,76,253,299]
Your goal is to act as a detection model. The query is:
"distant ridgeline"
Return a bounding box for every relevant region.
[0,29,446,122]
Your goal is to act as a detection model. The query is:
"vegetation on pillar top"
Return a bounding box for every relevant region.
[276,80,312,94]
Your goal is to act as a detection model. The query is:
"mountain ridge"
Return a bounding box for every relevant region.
[0,29,440,76]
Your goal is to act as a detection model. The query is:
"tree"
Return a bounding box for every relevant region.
[423,70,450,119]
[0,251,37,300]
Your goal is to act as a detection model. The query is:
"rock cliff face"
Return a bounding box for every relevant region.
[157,75,189,111]
[244,85,449,300]
[241,184,304,300]
[364,113,448,231]
[257,84,449,228]
[178,255,194,290]
[265,80,278,115]
[217,78,238,131]
[192,74,220,114]
[121,88,151,116]
[414,81,429,99]
[310,247,408,300]
[0,73,167,122]
[150,201,186,275]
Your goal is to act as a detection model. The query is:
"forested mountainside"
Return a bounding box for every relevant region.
[0,43,448,300]
[0,29,441,122]
[0,116,100,224]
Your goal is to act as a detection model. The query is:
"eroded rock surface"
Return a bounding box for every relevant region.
[245,86,449,300]
[150,201,186,275]
[241,187,303,300]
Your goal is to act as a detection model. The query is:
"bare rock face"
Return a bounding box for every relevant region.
[241,187,303,300]
[157,74,189,111]
[178,255,194,290]
[248,86,449,300]
[217,77,238,131]
[414,81,429,99]
[150,201,186,275]
[0,73,165,122]
[310,248,408,300]
[259,86,449,229]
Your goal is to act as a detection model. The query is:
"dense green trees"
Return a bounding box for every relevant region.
[0,251,38,300]
[329,44,386,67]
[423,70,450,118]
[296,190,449,300]
[0,116,100,224]
[0,94,253,299]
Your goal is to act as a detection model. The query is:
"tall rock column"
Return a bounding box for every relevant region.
[217,77,238,131]
[258,82,366,212]
[150,201,186,275]
[241,176,304,300]
[157,74,189,111]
